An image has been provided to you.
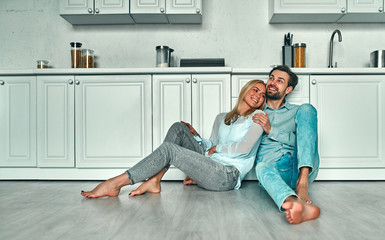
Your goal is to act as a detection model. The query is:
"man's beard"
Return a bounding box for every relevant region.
[266,91,285,100]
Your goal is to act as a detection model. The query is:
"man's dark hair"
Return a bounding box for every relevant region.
[269,65,298,90]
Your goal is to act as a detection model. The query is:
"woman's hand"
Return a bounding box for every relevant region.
[252,112,271,134]
[183,176,197,185]
[181,121,200,137]
[207,146,217,156]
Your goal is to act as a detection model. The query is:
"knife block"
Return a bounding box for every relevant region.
[282,46,293,67]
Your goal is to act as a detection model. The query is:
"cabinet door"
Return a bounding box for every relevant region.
[37,76,75,167]
[166,0,202,23]
[60,0,94,15]
[192,74,230,140]
[153,74,191,149]
[338,0,385,22]
[95,0,130,14]
[130,0,168,23]
[310,75,385,168]
[269,0,346,23]
[0,76,36,167]
[75,75,152,168]
[347,0,383,13]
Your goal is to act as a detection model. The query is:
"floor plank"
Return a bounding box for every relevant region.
[1,180,385,240]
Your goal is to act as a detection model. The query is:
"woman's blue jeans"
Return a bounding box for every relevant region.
[255,104,320,211]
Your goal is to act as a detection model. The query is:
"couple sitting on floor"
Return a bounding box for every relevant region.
[82,65,320,225]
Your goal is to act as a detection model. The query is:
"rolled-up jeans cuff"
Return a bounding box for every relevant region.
[125,170,135,185]
[279,193,298,212]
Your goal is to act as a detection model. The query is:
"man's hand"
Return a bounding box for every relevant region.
[252,112,271,134]
[207,146,217,156]
[181,121,200,137]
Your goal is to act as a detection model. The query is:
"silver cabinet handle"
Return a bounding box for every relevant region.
[0,80,4,85]
[312,80,317,85]
[88,8,93,13]
[95,8,100,14]
[160,8,165,13]
[341,7,346,13]
[68,79,74,85]
[196,8,201,14]
[185,78,191,83]
[192,78,197,83]
[379,7,383,12]
[75,80,80,85]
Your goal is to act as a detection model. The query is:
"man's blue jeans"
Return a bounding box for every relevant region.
[255,104,320,211]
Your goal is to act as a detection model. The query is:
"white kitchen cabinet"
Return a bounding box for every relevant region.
[231,74,310,107]
[60,0,135,25]
[166,0,202,23]
[130,0,168,23]
[269,0,346,23]
[75,75,152,168]
[0,76,36,167]
[37,76,75,167]
[130,0,202,23]
[310,75,385,169]
[37,75,152,168]
[338,0,385,22]
[152,74,230,149]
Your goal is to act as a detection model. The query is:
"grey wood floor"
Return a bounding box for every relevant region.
[1,180,385,240]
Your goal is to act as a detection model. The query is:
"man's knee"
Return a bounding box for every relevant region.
[298,103,316,115]
[296,104,317,124]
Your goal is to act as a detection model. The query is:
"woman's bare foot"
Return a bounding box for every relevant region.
[296,182,312,204]
[183,176,197,185]
[282,197,320,224]
[81,173,130,198]
[129,175,161,197]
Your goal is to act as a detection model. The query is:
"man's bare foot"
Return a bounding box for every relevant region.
[296,182,312,204]
[129,176,161,197]
[183,176,197,185]
[81,173,130,198]
[282,197,320,224]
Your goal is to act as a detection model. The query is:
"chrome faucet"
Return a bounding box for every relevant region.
[328,29,342,68]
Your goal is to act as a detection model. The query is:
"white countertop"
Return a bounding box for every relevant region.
[1,67,385,75]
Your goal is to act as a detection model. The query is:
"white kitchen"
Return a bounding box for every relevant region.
[1,0,385,239]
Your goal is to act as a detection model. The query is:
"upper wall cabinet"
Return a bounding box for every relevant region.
[269,0,346,23]
[130,0,202,24]
[338,0,385,22]
[60,0,135,25]
[269,0,385,23]
[166,0,202,23]
[130,0,169,23]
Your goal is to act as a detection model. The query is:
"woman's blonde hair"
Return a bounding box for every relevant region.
[224,79,266,125]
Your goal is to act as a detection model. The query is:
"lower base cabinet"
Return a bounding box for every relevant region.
[37,75,152,168]
[0,76,36,167]
[310,75,385,169]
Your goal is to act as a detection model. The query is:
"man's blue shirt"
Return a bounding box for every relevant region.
[256,101,300,163]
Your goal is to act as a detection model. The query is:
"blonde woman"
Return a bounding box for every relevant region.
[82,80,266,198]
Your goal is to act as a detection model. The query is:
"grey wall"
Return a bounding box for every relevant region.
[0,0,384,69]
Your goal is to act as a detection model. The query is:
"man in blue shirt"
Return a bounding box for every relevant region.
[253,65,320,224]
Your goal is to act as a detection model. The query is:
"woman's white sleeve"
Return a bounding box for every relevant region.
[216,111,264,157]
[200,113,224,151]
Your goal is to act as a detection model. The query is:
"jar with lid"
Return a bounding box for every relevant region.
[293,43,306,68]
[82,49,94,68]
[37,60,49,69]
[70,42,82,68]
